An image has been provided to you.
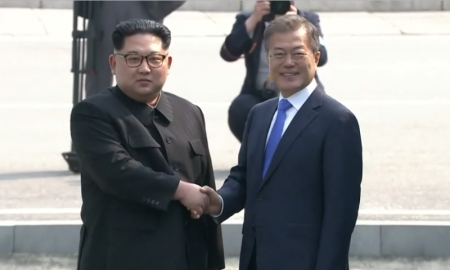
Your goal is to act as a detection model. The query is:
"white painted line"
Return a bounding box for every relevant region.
[0,220,82,226]
[2,208,450,216]
[0,103,73,109]
[0,208,80,214]
[0,36,71,43]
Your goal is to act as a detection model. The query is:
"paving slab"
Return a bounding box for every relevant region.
[2,9,450,37]
[0,220,449,257]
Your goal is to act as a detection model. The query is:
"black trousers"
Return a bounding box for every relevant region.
[247,245,257,270]
[227,93,264,143]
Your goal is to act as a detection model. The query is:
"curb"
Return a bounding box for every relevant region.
[1,221,450,257]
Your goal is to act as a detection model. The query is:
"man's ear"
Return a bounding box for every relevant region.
[167,55,172,69]
[314,51,321,66]
[166,56,172,75]
[109,54,116,75]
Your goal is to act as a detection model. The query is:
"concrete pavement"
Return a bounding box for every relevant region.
[1,254,450,270]
[2,0,450,12]
[0,9,449,257]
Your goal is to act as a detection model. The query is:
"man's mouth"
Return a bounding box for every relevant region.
[280,73,299,77]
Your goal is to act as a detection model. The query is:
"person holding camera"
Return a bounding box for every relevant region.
[221,1,328,143]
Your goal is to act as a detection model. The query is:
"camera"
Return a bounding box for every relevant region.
[270,1,291,15]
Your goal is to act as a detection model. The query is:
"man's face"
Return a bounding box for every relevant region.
[109,33,172,102]
[267,28,320,97]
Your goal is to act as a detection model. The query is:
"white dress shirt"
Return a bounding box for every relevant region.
[212,79,317,218]
[266,79,317,144]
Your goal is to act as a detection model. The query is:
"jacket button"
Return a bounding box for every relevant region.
[166,137,172,143]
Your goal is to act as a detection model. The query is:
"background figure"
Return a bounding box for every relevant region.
[221,1,328,143]
[85,1,185,97]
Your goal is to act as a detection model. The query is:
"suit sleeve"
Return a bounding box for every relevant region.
[303,11,328,66]
[70,101,180,211]
[220,13,253,62]
[315,110,363,270]
[216,106,255,223]
[196,106,226,270]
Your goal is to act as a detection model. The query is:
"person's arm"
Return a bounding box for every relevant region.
[315,110,363,270]
[195,106,226,270]
[70,101,181,211]
[214,106,255,223]
[220,12,255,62]
[302,11,328,66]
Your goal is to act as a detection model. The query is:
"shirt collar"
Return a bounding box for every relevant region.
[279,79,317,110]
[111,85,173,124]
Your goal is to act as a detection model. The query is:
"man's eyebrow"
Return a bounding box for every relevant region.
[124,51,163,55]
[273,45,305,50]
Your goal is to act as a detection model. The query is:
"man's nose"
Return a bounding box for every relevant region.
[283,55,295,67]
[138,60,151,73]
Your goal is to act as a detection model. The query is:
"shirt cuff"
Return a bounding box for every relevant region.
[210,195,224,218]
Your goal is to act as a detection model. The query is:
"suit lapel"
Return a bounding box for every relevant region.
[253,99,278,182]
[260,87,324,188]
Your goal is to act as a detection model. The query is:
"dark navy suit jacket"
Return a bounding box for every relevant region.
[217,84,363,270]
[220,10,328,96]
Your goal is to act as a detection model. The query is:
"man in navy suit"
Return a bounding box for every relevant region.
[197,14,362,270]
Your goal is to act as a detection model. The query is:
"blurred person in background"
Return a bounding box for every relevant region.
[85,1,185,98]
[221,1,328,143]
[71,19,224,270]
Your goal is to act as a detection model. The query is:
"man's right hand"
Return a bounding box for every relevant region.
[199,186,222,216]
[252,1,270,22]
[246,1,270,33]
[175,181,209,218]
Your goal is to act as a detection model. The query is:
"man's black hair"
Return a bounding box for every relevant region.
[111,19,171,51]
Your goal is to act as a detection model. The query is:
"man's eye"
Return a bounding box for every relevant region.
[148,57,162,62]
[128,57,141,61]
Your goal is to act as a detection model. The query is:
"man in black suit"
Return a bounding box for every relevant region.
[71,19,224,270]
[221,1,328,143]
[198,15,362,270]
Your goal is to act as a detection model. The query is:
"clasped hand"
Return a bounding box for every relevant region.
[178,183,221,219]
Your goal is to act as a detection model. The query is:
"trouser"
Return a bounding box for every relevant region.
[85,1,162,97]
[228,93,265,143]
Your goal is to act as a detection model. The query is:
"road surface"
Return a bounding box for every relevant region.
[0,9,449,221]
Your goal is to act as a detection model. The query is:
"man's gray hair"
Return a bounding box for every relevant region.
[264,14,320,54]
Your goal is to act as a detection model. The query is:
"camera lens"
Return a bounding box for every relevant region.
[270,1,291,15]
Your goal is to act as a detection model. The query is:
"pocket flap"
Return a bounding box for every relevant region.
[128,133,160,148]
[189,139,205,156]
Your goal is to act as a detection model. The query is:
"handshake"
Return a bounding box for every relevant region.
[175,181,222,219]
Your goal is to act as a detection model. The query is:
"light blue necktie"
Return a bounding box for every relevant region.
[263,99,292,178]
